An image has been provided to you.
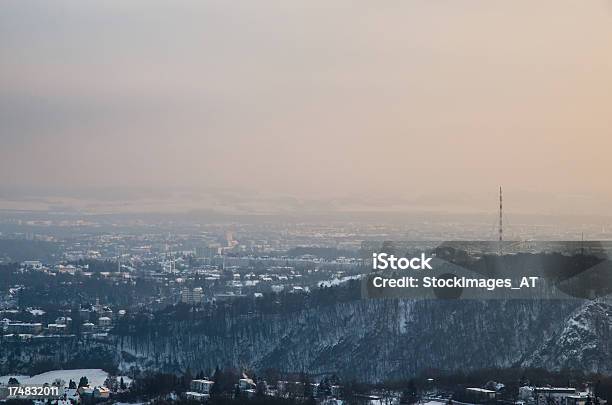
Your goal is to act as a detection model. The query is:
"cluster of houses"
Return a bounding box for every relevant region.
[455,384,607,405]
[47,385,111,404]
[18,262,136,287]
[185,377,262,401]
[518,386,607,405]
[184,375,343,403]
[0,380,116,405]
[1,299,126,339]
[1,371,608,405]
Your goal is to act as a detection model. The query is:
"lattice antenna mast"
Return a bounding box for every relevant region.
[499,186,503,255]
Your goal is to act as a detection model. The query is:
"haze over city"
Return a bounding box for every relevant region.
[3,3,612,403]
[1,1,612,217]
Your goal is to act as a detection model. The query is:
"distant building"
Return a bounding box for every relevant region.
[214,292,247,302]
[48,323,67,334]
[190,379,214,394]
[464,387,498,402]
[186,379,214,401]
[6,322,43,334]
[239,378,256,392]
[99,307,113,319]
[519,386,590,405]
[21,261,43,270]
[55,316,72,326]
[82,322,95,332]
[566,395,590,405]
[271,285,284,293]
[57,264,78,275]
[322,399,344,405]
[94,386,110,399]
[79,308,91,322]
[185,391,210,401]
[181,287,204,305]
[78,386,94,397]
[98,317,112,327]
[78,385,110,400]
[62,388,79,403]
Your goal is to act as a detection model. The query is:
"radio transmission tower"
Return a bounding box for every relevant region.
[499,186,503,254]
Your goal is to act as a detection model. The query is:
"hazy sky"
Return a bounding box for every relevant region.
[1,1,612,214]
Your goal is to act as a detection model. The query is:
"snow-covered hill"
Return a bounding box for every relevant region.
[1,298,610,381]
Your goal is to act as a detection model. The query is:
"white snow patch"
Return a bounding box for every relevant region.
[0,369,109,387]
[319,275,362,287]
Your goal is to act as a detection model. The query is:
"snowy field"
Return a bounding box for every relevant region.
[0,369,109,387]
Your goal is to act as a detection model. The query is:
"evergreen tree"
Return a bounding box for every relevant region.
[401,380,418,404]
[210,366,222,398]
[183,367,193,389]
[301,372,314,403]
[78,376,89,388]
[318,377,331,398]
[256,380,267,397]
